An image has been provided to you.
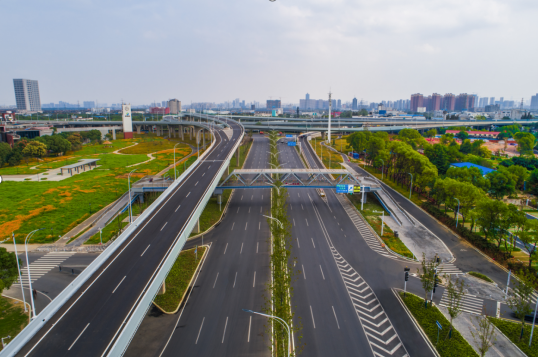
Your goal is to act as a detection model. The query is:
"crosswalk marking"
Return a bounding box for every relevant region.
[437,263,463,275]
[331,247,408,357]
[439,290,484,315]
[18,252,75,286]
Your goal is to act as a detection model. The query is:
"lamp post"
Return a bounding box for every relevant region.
[242,309,291,357]
[128,169,137,223]
[12,232,27,312]
[454,197,461,228]
[263,214,283,228]
[374,210,385,236]
[25,229,44,319]
[407,173,413,199]
[173,143,181,180]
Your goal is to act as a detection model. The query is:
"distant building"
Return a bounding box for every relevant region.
[446,130,500,139]
[352,98,358,110]
[13,79,41,112]
[149,107,170,114]
[306,93,310,100]
[83,101,95,108]
[168,99,181,114]
[455,93,475,111]
[337,99,341,109]
[531,94,538,110]
[410,93,423,112]
[266,100,281,109]
[485,104,500,112]
[443,93,455,111]
[489,97,495,105]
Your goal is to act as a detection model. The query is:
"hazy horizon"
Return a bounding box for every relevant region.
[2,0,537,106]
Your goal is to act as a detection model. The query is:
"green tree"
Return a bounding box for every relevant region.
[425,128,437,140]
[506,165,529,189]
[460,139,472,154]
[444,275,466,340]
[515,218,538,267]
[514,132,536,156]
[67,133,83,150]
[470,315,497,357]
[505,271,538,341]
[425,144,450,175]
[486,167,516,199]
[528,168,538,195]
[475,199,513,249]
[417,253,440,307]
[456,131,469,141]
[398,128,424,149]
[358,108,369,116]
[0,142,12,167]
[47,135,72,155]
[446,166,490,192]
[0,248,19,293]
[22,140,47,159]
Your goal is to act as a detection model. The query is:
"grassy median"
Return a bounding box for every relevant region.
[153,246,207,313]
[399,292,478,356]
[0,296,29,351]
[489,318,538,357]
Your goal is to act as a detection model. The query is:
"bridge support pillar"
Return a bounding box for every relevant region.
[136,125,141,134]
[203,130,206,149]
[112,129,116,140]
[168,125,171,139]
[158,281,166,295]
[180,126,184,141]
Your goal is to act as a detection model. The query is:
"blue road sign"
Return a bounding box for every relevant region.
[286,134,293,138]
[347,185,354,193]
[336,184,347,193]
[288,141,296,146]
[436,321,442,330]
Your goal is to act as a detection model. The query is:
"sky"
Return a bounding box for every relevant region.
[2,0,538,106]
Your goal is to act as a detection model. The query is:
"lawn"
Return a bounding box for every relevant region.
[119,139,190,155]
[399,292,478,356]
[0,140,191,244]
[348,192,414,258]
[311,138,343,169]
[153,246,206,313]
[0,296,29,352]
[489,318,538,357]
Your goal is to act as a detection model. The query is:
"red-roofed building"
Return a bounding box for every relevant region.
[446,130,500,138]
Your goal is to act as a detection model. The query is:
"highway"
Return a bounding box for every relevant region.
[15,122,243,357]
[280,137,436,356]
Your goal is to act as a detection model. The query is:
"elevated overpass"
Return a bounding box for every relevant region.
[2,120,244,357]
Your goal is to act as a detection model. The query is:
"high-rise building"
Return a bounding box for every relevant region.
[83,101,95,108]
[266,100,281,109]
[478,97,489,108]
[531,94,538,110]
[431,93,442,111]
[162,101,167,108]
[337,99,341,109]
[13,79,41,112]
[455,93,469,111]
[352,98,358,110]
[410,93,423,112]
[168,99,181,114]
[306,93,310,100]
[490,97,495,105]
[442,94,455,111]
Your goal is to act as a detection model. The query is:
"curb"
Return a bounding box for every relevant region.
[391,288,441,357]
[152,245,209,314]
[490,321,529,357]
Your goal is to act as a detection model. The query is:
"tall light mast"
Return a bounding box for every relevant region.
[328,91,332,144]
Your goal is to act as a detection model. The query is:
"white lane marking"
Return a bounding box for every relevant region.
[251,195,253,200]
[233,272,238,288]
[260,206,262,213]
[293,218,296,226]
[305,219,309,226]
[241,195,243,200]
[298,193,300,197]
[320,265,325,280]
[262,195,263,200]
[112,276,126,294]
[237,207,240,213]
[258,222,261,230]
[249,207,251,213]
[213,273,219,288]
[68,323,90,350]
[202,172,205,177]
[301,204,304,210]
[196,317,205,344]
[186,192,190,197]
[253,271,256,287]
[160,222,168,231]
[248,316,252,342]
[256,242,259,253]
[208,165,211,169]
[140,245,150,256]
[222,316,228,343]
[290,204,293,210]
[224,243,228,254]
[240,243,244,254]
[302,265,306,279]
[195,181,199,186]
[311,238,316,248]
[297,238,300,248]
[310,306,316,328]
[231,222,235,230]
[332,306,340,329]
[175,204,181,212]
[245,222,248,230]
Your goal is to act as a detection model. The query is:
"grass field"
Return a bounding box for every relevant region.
[311,138,343,169]
[0,296,29,351]
[0,138,191,244]
[153,246,206,312]
[400,292,478,356]
[489,318,538,357]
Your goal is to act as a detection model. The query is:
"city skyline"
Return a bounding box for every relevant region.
[2,0,538,105]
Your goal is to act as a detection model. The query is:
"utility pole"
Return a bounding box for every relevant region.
[328,91,332,144]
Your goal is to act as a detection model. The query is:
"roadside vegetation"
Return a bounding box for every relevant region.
[0,296,29,351]
[311,138,343,169]
[468,271,494,283]
[0,132,191,244]
[153,246,206,313]
[328,124,538,286]
[489,317,538,357]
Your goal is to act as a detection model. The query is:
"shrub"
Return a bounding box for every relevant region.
[468,271,494,283]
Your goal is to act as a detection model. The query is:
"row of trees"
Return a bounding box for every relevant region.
[0,130,103,167]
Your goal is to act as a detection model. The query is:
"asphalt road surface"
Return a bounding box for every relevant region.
[16,122,243,357]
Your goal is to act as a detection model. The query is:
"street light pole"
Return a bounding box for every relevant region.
[25,229,44,319]
[128,169,137,223]
[242,309,291,357]
[173,143,181,181]
[12,232,27,312]
[454,197,461,228]
[407,173,413,199]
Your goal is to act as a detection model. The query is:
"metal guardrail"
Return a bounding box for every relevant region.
[108,119,244,356]
[0,122,223,357]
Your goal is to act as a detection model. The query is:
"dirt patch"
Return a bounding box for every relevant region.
[115,173,145,179]
[43,188,59,195]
